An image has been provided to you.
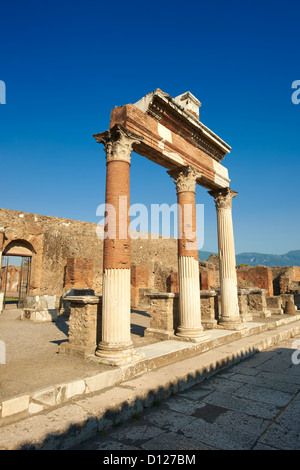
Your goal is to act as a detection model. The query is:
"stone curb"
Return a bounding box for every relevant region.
[0,368,124,421]
[1,319,300,450]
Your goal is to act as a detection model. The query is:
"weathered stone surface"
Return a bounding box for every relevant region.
[1,395,30,417]
[145,293,179,339]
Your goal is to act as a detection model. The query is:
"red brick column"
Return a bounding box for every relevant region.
[177,188,199,260]
[169,165,208,341]
[93,124,144,365]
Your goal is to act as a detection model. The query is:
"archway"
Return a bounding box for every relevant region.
[1,240,33,309]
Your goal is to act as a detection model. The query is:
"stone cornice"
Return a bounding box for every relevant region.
[134,89,231,163]
[93,124,143,164]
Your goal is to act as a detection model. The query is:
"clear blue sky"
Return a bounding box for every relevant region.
[0,0,299,255]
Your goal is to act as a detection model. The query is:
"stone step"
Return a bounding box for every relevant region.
[1,315,300,449]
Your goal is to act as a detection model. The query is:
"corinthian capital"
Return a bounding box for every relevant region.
[168,165,200,194]
[94,124,143,164]
[209,187,238,210]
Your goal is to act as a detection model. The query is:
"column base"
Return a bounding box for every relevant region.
[175,326,210,343]
[145,327,175,341]
[201,319,218,329]
[95,343,144,366]
[217,317,247,331]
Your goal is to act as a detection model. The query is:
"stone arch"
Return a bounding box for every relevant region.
[3,239,35,257]
[2,239,35,304]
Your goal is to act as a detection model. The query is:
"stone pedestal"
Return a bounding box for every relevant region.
[266,296,283,315]
[20,295,58,322]
[238,289,253,322]
[248,289,271,318]
[59,295,102,357]
[200,290,218,329]
[145,293,179,340]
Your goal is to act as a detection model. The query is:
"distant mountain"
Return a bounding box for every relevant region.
[198,250,300,267]
[198,251,216,261]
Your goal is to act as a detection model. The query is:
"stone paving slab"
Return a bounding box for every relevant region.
[73,334,300,451]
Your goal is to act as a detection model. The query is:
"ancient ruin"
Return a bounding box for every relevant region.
[0,90,299,368]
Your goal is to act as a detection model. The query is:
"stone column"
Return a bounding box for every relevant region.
[209,188,244,329]
[94,124,144,365]
[168,165,208,342]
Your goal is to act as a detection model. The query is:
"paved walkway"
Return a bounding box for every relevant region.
[73,335,300,450]
[1,306,300,450]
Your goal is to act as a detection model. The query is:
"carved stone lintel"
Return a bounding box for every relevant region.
[209,187,238,210]
[93,124,143,164]
[168,165,201,194]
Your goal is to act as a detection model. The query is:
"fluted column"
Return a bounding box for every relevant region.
[169,165,209,342]
[94,124,144,365]
[209,187,244,329]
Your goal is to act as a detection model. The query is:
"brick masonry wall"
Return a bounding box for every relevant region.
[1,208,299,309]
[236,265,274,297]
[0,209,178,308]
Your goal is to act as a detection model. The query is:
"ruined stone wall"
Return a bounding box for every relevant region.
[272,266,300,294]
[236,265,273,297]
[0,209,178,309]
[130,235,178,292]
[199,260,220,291]
[2,208,299,310]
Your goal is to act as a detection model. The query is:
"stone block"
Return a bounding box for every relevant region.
[145,293,179,339]
[21,295,58,322]
[59,295,102,357]
[237,289,253,322]
[32,387,56,407]
[1,395,30,417]
[248,289,271,318]
[200,290,218,329]
[85,369,123,393]
[266,296,283,314]
[64,380,86,399]
[28,402,44,414]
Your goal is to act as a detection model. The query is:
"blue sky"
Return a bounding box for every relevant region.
[0,0,299,255]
